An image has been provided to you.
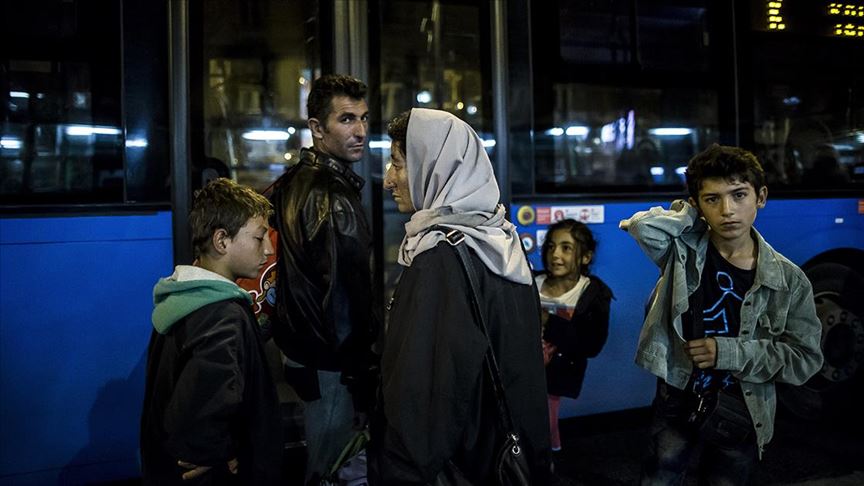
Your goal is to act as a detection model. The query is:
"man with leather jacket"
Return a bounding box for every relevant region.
[269,74,379,484]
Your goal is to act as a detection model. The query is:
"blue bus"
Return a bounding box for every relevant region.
[1,0,861,484]
[503,0,864,421]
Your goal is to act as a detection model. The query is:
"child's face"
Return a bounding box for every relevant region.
[690,176,767,246]
[544,229,591,280]
[224,215,273,281]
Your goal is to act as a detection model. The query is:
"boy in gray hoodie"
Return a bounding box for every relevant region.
[141,178,282,485]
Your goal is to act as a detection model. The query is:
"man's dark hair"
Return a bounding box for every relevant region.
[189,178,272,259]
[685,144,766,200]
[307,74,367,125]
[387,110,412,154]
[541,219,597,276]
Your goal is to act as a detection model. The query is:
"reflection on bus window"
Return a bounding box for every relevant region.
[375,0,493,295]
[535,85,719,191]
[748,9,863,189]
[378,1,491,130]
[199,0,321,192]
[2,1,124,205]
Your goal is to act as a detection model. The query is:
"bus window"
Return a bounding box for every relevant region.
[558,1,712,72]
[377,1,492,132]
[374,0,494,290]
[2,1,123,205]
[535,84,720,191]
[528,0,731,195]
[196,0,322,193]
[745,1,863,188]
[2,0,169,209]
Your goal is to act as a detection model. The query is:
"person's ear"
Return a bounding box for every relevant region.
[756,186,768,209]
[308,117,325,140]
[688,196,703,216]
[581,251,593,266]
[212,228,230,255]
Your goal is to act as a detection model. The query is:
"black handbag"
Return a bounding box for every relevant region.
[697,391,754,448]
[433,228,532,486]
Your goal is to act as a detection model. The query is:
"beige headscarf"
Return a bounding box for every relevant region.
[397,108,532,285]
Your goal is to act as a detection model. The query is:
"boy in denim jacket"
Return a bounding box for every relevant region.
[620,144,823,485]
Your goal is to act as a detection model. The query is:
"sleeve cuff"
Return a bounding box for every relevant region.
[713,336,740,371]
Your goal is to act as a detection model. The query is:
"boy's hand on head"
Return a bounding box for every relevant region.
[683,338,717,369]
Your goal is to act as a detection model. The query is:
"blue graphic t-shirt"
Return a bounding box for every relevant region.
[685,242,755,396]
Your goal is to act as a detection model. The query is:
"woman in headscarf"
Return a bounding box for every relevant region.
[368,108,550,485]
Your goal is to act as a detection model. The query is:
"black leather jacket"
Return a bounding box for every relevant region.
[270,148,379,407]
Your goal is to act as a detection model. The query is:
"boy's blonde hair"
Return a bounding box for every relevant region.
[189,178,272,259]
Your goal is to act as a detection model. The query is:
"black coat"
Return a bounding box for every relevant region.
[370,242,551,485]
[543,276,613,399]
[140,300,283,486]
[270,148,379,409]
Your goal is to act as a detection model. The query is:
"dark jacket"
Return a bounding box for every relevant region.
[141,291,282,485]
[270,148,379,408]
[544,276,613,398]
[370,242,550,485]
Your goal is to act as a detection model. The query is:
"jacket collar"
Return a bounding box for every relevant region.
[693,226,786,292]
[752,228,787,291]
[300,147,365,191]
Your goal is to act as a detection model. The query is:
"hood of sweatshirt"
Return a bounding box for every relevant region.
[152,265,253,334]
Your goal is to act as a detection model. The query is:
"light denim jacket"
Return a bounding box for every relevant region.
[620,200,823,456]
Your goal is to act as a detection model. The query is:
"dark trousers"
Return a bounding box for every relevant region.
[641,381,758,486]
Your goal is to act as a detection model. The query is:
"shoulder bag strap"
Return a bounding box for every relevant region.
[439,227,519,437]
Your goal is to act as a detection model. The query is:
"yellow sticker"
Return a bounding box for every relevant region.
[516,205,536,226]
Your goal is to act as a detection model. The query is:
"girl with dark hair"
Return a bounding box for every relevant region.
[537,219,613,452]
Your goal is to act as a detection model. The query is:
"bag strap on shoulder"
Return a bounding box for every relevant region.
[439,227,521,444]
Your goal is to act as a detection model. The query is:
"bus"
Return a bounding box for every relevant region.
[1,0,861,483]
[507,0,864,421]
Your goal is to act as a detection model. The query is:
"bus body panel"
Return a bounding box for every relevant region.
[0,212,173,483]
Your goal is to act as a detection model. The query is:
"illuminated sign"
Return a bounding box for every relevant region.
[828,3,864,16]
[829,2,864,36]
[758,1,864,38]
[834,22,864,36]
[766,0,786,30]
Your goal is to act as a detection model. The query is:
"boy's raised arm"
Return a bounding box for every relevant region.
[619,199,706,268]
